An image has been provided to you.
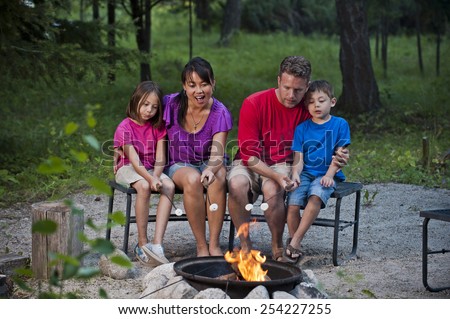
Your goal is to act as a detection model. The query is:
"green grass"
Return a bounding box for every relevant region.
[0,9,449,207]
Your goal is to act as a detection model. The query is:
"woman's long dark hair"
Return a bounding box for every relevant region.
[175,57,215,128]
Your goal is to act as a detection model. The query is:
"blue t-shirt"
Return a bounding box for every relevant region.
[291,116,350,181]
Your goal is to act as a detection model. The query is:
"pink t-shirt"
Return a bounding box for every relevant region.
[113,118,167,170]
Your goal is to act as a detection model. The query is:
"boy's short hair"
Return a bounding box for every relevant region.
[306,80,334,99]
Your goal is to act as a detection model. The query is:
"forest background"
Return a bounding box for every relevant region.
[0,0,449,208]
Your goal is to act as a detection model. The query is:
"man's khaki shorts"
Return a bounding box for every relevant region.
[227,159,291,202]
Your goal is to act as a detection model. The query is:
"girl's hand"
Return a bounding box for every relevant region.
[150,177,163,192]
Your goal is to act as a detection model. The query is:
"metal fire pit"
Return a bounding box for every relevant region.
[173,256,302,298]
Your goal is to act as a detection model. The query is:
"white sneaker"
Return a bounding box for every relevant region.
[134,245,153,266]
[142,243,170,265]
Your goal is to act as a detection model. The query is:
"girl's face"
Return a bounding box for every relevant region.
[182,71,214,108]
[307,90,336,123]
[138,92,160,123]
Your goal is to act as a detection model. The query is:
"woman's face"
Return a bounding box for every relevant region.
[182,71,214,108]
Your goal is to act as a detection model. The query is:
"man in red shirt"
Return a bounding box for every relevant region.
[227,56,315,261]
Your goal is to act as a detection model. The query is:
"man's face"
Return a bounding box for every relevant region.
[276,73,309,108]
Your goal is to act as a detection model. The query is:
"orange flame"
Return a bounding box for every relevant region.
[224,222,268,281]
[224,249,267,281]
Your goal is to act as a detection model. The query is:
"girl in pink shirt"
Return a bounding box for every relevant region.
[114,81,175,266]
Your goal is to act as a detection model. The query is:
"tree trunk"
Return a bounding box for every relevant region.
[107,0,116,82]
[194,0,211,32]
[381,23,388,78]
[335,0,382,113]
[415,1,424,75]
[436,28,440,77]
[189,0,193,60]
[93,0,99,21]
[130,0,152,81]
[375,24,379,60]
[219,0,241,46]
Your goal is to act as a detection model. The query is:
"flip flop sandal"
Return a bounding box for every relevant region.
[272,247,284,262]
[285,237,292,248]
[285,244,303,260]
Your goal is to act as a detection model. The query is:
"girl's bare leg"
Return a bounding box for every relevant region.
[132,180,151,247]
[153,179,175,245]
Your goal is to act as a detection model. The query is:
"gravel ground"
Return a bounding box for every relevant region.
[1,183,449,299]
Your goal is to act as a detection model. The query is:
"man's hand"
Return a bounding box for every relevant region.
[280,175,296,192]
[333,147,349,168]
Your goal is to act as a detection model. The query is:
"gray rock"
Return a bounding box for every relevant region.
[302,269,319,285]
[272,291,297,299]
[98,249,134,280]
[244,285,270,299]
[141,262,176,289]
[194,288,230,299]
[150,276,198,299]
[290,282,328,299]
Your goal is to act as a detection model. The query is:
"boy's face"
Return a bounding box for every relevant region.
[307,90,337,123]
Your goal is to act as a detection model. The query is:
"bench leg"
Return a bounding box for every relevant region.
[228,220,236,252]
[123,192,133,254]
[422,217,450,292]
[332,190,360,266]
[332,198,342,266]
[106,186,115,240]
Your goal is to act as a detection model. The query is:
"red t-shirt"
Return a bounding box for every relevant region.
[235,88,311,166]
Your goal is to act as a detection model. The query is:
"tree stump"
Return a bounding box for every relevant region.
[31,201,84,279]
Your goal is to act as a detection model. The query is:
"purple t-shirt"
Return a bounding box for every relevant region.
[163,93,233,166]
[113,118,167,170]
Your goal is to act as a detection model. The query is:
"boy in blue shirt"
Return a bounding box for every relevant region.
[285,80,350,262]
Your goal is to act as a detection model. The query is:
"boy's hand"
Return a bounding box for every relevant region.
[320,175,335,187]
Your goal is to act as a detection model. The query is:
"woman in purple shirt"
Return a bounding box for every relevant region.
[164,57,233,257]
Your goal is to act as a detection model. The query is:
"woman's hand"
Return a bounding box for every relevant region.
[200,169,215,187]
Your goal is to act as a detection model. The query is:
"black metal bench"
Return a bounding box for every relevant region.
[106,180,362,266]
[420,209,450,292]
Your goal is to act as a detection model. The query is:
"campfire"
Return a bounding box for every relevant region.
[223,222,269,281]
[173,222,302,298]
[224,249,268,281]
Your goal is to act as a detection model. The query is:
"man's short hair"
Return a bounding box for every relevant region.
[278,56,312,82]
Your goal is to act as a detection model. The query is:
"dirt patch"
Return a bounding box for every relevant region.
[1,183,449,299]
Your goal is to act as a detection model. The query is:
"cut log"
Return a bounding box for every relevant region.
[31,201,84,279]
